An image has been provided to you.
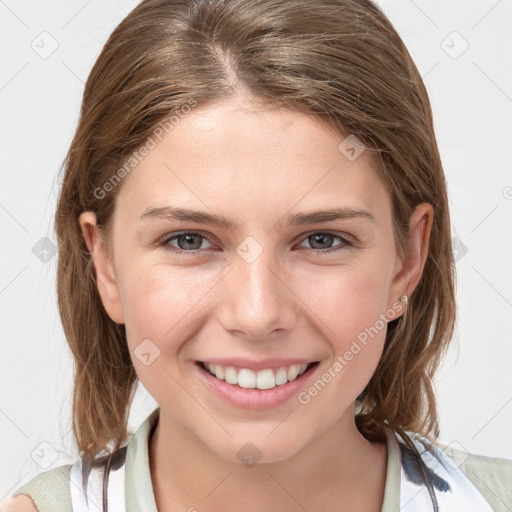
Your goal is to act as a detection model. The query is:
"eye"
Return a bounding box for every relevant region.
[158,230,355,256]
[297,231,354,254]
[160,232,214,254]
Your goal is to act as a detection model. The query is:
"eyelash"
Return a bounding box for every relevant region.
[158,230,355,256]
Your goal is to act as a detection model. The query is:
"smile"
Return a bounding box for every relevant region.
[194,359,320,410]
[200,361,314,390]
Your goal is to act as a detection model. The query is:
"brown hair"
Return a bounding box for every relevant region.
[55,0,456,462]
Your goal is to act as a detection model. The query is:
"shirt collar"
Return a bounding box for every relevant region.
[125,407,159,512]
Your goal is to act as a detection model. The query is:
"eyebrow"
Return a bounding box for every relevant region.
[139,206,376,228]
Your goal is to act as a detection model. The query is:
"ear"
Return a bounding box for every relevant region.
[387,203,434,312]
[78,211,125,324]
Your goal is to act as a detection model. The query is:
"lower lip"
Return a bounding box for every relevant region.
[194,361,319,410]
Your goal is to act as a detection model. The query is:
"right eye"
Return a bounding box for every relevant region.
[160,231,215,254]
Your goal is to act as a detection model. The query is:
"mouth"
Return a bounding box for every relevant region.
[196,360,319,390]
[194,359,320,410]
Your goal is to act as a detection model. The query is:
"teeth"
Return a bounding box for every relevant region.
[287,365,299,381]
[275,367,288,385]
[203,362,311,389]
[256,369,276,390]
[238,368,256,389]
[213,364,224,380]
[224,366,238,385]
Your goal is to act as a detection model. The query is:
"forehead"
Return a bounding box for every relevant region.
[117,96,391,224]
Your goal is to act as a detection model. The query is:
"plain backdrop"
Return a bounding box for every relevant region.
[1,0,511,497]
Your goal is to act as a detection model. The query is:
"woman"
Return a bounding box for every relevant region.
[4,0,511,510]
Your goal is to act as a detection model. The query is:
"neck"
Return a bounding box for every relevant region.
[149,408,388,512]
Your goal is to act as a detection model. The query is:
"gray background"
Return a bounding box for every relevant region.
[1,0,511,496]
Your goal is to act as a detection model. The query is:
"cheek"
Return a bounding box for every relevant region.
[117,259,217,349]
[300,259,391,340]
[295,258,392,390]
[116,261,215,400]
[279,263,391,419]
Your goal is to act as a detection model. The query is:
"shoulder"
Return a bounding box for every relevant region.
[3,464,72,512]
[0,495,37,512]
[439,442,512,510]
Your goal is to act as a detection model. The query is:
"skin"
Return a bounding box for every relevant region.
[0,496,36,512]
[74,95,432,512]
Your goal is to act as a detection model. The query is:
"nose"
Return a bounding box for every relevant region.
[218,244,297,340]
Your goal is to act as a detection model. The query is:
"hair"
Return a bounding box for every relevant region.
[55,0,456,463]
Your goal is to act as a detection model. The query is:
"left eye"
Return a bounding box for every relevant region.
[159,231,353,255]
[297,232,353,253]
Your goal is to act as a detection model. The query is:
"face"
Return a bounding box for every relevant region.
[81,95,432,464]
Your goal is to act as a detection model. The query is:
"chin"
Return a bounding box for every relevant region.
[200,426,309,466]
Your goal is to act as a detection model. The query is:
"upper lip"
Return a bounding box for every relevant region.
[198,358,317,371]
